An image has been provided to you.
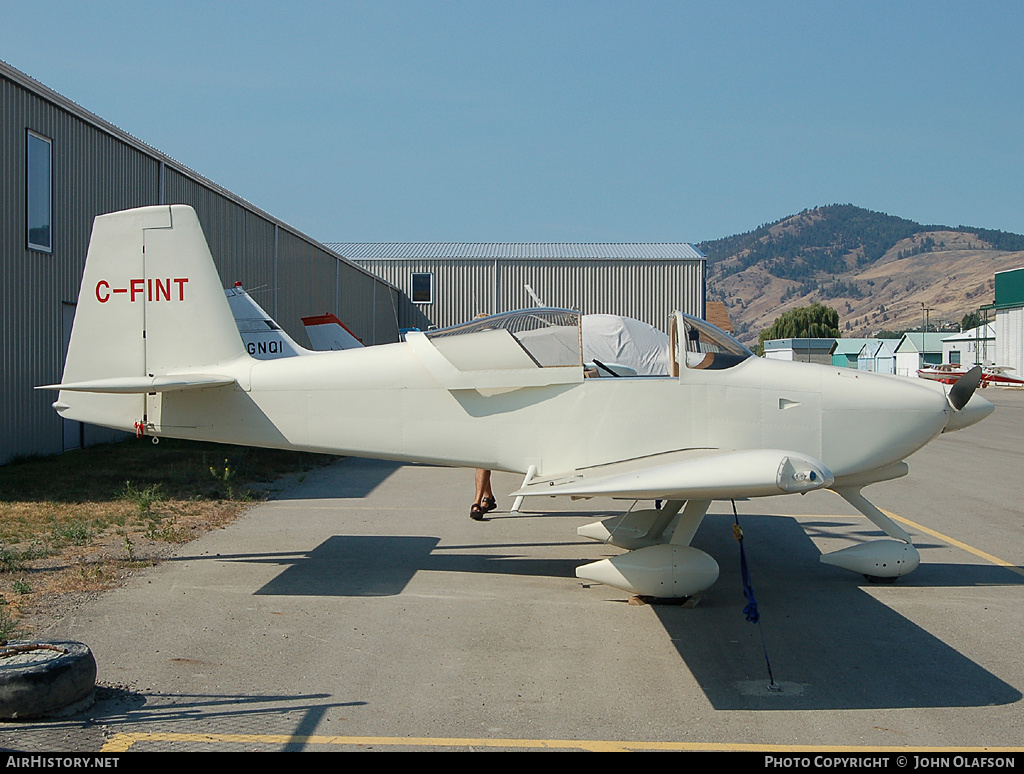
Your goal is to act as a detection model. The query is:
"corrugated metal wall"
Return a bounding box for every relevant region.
[996,307,1024,377]
[2,72,165,461]
[1,62,399,463]
[498,259,703,331]
[355,257,704,333]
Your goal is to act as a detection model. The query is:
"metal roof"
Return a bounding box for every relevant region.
[895,333,947,354]
[324,243,705,261]
[942,324,996,342]
[763,338,836,350]
[858,340,897,358]
[830,338,878,355]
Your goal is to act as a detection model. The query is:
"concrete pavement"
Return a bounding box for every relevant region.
[4,391,1023,752]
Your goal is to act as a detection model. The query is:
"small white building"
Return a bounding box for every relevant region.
[830,338,878,369]
[857,340,897,374]
[894,333,946,377]
[762,338,836,365]
[942,324,996,367]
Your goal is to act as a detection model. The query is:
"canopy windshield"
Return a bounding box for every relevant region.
[678,313,754,371]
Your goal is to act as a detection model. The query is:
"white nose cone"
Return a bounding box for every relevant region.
[944,393,995,433]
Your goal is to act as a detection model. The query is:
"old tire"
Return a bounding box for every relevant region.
[0,641,96,720]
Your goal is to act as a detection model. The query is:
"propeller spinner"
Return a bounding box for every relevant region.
[943,366,994,433]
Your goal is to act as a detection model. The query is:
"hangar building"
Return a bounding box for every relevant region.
[327,242,706,333]
[1,60,401,464]
[987,267,1024,377]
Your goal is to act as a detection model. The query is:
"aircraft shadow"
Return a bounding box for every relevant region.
[244,535,583,597]
[270,457,402,500]
[208,511,1021,711]
[668,512,1022,711]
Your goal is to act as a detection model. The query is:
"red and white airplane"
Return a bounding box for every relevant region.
[918,363,1024,387]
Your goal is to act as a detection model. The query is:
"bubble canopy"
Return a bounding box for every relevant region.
[426,309,582,369]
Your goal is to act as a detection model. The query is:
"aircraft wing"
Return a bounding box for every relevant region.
[512,448,834,501]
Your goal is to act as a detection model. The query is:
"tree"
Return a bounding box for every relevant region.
[757,303,841,355]
[961,312,981,332]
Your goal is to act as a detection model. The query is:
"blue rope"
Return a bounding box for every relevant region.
[736,526,760,623]
[731,500,778,690]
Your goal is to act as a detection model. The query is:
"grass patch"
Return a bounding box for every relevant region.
[0,437,335,638]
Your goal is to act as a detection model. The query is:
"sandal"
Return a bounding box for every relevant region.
[470,503,485,521]
[482,496,497,512]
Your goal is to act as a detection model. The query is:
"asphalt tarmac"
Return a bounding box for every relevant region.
[3,390,1023,753]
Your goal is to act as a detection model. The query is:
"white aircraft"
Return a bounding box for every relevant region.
[225,282,308,359]
[226,282,364,358]
[41,206,994,600]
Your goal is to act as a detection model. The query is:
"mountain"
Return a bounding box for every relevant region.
[699,205,1024,346]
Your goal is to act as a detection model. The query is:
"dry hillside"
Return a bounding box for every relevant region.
[701,207,1024,345]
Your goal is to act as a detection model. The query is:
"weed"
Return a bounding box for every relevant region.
[0,601,19,642]
[0,543,49,572]
[208,458,237,499]
[0,546,19,573]
[144,516,187,542]
[0,438,334,637]
[51,518,93,546]
[79,566,103,585]
[12,579,31,594]
[119,481,166,517]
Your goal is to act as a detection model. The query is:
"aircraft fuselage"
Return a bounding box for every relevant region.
[148,343,955,487]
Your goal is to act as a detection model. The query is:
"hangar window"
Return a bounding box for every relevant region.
[411,272,433,304]
[27,130,53,253]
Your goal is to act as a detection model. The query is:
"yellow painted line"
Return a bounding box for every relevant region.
[100,732,1024,752]
[786,510,1024,579]
[882,509,1024,578]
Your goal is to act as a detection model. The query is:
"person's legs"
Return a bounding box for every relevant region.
[472,469,495,520]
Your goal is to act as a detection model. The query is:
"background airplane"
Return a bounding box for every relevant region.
[225,281,363,358]
[918,363,1024,387]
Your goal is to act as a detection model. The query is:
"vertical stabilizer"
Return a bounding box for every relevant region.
[50,205,248,432]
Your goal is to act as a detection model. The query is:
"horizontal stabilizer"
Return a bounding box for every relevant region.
[513,448,834,500]
[302,312,364,351]
[37,374,236,394]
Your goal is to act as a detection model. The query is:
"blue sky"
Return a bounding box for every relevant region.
[3,1,1023,244]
